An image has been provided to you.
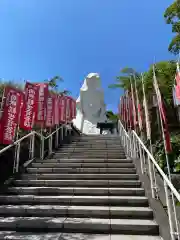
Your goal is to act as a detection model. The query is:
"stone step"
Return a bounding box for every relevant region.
[0,195,148,206]
[0,205,153,219]
[26,167,136,174]
[20,173,139,180]
[66,139,121,142]
[53,153,126,158]
[59,150,123,153]
[6,187,145,196]
[68,140,121,143]
[0,217,159,235]
[62,143,117,146]
[64,139,121,141]
[13,179,141,187]
[0,232,162,240]
[80,138,121,140]
[31,162,134,168]
[35,158,132,163]
[56,151,125,155]
[57,149,125,153]
[61,145,123,149]
[65,148,124,152]
[54,153,125,157]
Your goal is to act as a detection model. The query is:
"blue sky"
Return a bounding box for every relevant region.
[0,0,174,112]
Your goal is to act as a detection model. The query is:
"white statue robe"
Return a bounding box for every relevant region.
[73,73,107,134]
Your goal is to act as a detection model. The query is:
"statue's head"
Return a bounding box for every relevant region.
[81,73,101,91]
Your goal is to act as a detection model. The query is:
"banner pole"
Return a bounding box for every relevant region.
[48,127,52,155]
[40,124,44,160]
[14,93,23,173]
[30,112,35,160]
[56,125,59,148]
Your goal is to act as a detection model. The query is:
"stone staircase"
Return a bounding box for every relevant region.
[0,136,162,239]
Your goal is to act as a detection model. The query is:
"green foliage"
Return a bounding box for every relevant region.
[154,134,180,173]
[108,67,140,91]
[45,76,71,96]
[45,76,63,89]
[164,0,180,54]
[106,110,119,121]
[109,60,179,173]
[109,61,176,106]
[164,1,179,24]
[144,61,176,105]
[167,35,180,55]
[59,89,71,96]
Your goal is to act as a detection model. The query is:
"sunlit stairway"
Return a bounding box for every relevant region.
[0,136,162,239]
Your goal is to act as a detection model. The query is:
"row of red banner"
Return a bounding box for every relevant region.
[0,82,76,144]
[175,63,180,101]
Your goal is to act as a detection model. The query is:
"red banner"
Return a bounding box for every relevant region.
[156,89,172,152]
[176,72,180,86]
[123,96,127,123]
[128,97,134,129]
[176,85,180,100]
[59,96,66,123]
[65,97,76,122]
[119,97,122,119]
[71,98,76,119]
[20,82,38,130]
[46,93,55,127]
[121,96,124,122]
[34,83,48,124]
[118,103,121,119]
[65,96,72,123]
[160,101,172,153]
[54,96,59,125]
[0,87,22,144]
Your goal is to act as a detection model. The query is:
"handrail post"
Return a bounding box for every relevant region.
[127,130,131,158]
[147,155,155,198]
[128,132,132,158]
[164,180,176,240]
[51,133,53,153]
[138,141,144,174]
[41,137,44,160]
[30,132,35,160]
[126,131,129,156]
[56,125,59,148]
[142,147,147,173]
[48,128,52,155]
[132,133,136,159]
[65,124,67,137]
[15,142,21,173]
[40,127,44,160]
[61,126,64,142]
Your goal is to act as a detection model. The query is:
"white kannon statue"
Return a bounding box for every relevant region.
[73,73,107,135]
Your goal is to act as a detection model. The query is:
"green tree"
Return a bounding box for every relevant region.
[106,110,119,121]
[144,61,176,105]
[109,61,176,105]
[45,76,71,96]
[108,67,140,91]
[164,0,180,54]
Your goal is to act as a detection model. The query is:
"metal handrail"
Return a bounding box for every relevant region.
[0,125,62,156]
[33,126,62,140]
[44,126,62,140]
[118,119,180,240]
[118,120,129,139]
[0,124,70,175]
[0,131,34,155]
[132,130,180,202]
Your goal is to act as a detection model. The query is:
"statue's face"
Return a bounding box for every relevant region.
[86,76,100,90]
